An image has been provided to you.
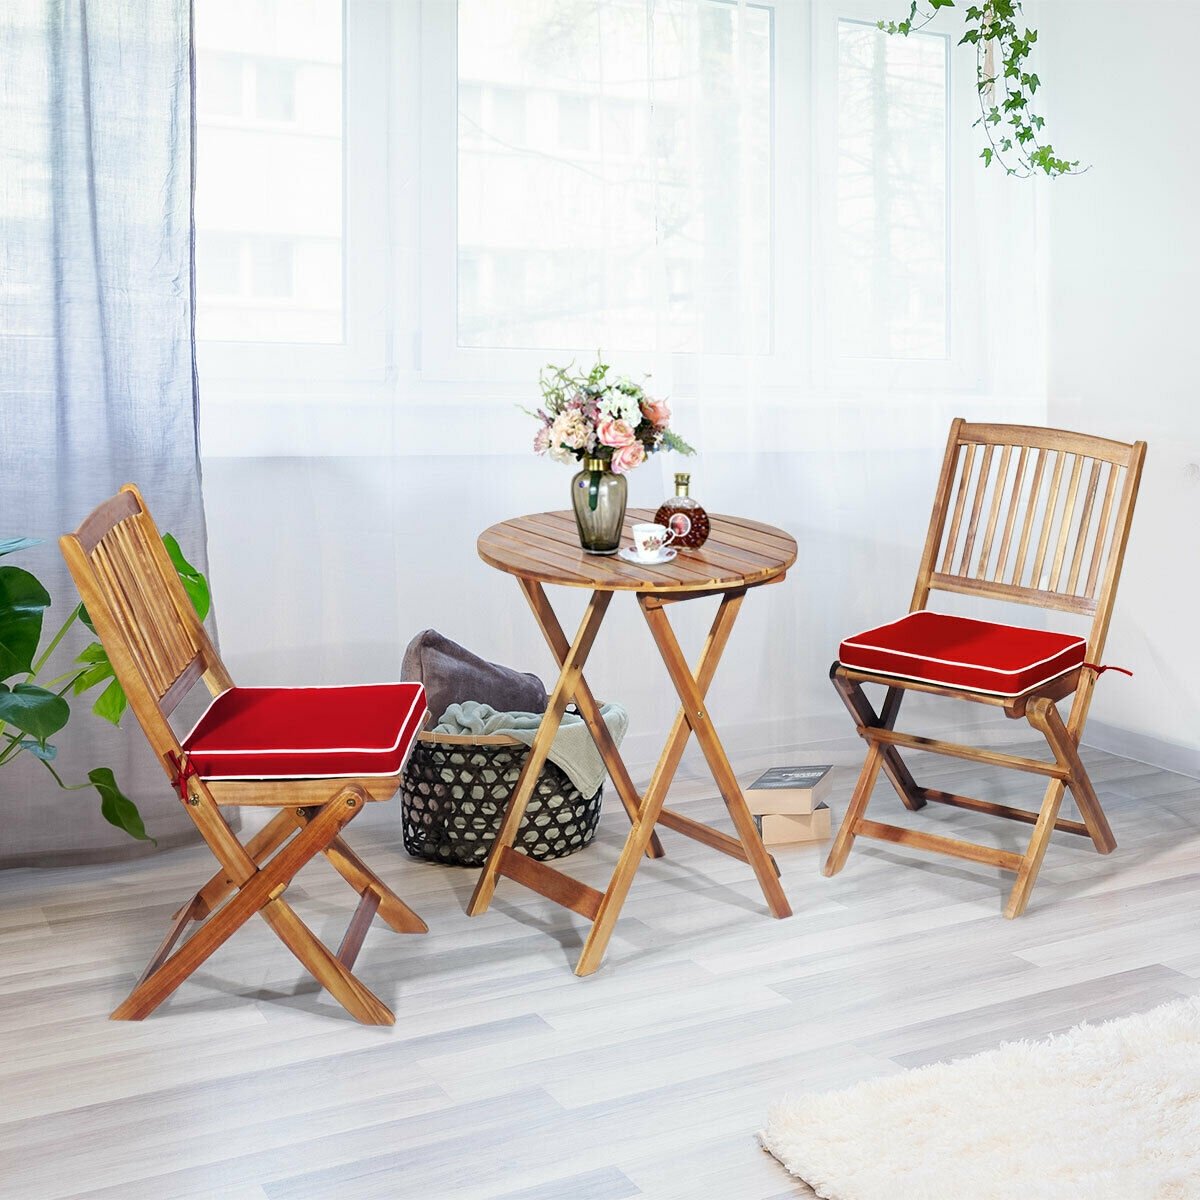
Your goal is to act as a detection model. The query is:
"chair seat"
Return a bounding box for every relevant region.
[183,683,427,780]
[839,611,1086,697]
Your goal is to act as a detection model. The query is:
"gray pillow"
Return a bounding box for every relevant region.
[402,629,548,727]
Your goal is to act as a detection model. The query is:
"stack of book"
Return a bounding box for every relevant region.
[745,765,833,846]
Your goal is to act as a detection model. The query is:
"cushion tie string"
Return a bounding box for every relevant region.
[1081,662,1133,679]
[168,751,199,802]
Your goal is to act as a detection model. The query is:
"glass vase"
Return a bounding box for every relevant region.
[570,457,627,555]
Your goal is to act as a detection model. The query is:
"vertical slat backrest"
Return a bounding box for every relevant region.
[913,422,1146,660]
[60,485,232,776]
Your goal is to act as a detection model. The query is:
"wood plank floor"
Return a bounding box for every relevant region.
[1,743,1197,1200]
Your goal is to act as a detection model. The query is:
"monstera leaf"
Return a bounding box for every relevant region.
[163,533,211,621]
[0,682,70,740]
[0,529,206,843]
[89,767,151,842]
[0,566,52,680]
[0,538,43,558]
[76,532,210,726]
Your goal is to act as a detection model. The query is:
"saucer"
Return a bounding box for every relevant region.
[618,546,677,566]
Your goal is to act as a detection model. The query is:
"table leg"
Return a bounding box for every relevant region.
[639,594,793,921]
[573,588,791,976]
[466,589,613,917]
[517,577,666,860]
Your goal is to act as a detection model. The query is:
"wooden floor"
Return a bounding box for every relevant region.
[1,743,1198,1200]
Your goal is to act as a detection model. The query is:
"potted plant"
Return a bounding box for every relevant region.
[0,533,210,841]
[879,0,1083,177]
[528,357,695,554]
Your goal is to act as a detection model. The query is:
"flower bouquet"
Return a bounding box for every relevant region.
[527,358,695,554]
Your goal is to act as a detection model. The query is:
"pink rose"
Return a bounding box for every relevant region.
[640,396,671,428]
[610,441,646,474]
[596,417,636,448]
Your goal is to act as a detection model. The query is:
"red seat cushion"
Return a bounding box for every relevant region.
[839,612,1086,697]
[182,683,427,780]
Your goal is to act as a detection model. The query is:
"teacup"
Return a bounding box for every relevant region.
[631,522,677,561]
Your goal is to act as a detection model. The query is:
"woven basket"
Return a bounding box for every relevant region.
[400,731,602,867]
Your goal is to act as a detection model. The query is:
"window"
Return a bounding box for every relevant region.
[193,0,962,416]
[194,0,343,344]
[454,0,773,355]
[834,19,949,360]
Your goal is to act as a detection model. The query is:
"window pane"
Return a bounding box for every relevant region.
[250,239,295,297]
[197,53,244,119]
[197,231,242,295]
[194,0,342,343]
[456,0,773,353]
[835,20,948,360]
[254,61,297,123]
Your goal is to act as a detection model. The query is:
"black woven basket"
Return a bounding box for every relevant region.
[400,731,602,867]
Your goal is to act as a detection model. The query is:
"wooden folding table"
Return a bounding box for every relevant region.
[467,508,796,975]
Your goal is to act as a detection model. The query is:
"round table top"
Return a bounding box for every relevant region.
[478,509,797,593]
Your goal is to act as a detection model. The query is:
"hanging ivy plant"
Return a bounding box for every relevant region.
[879,0,1085,178]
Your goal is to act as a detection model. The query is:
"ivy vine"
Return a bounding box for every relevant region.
[879,0,1085,178]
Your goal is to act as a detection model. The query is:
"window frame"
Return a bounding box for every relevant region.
[196,0,986,416]
[417,0,801,388]
[810,0,981,393]
[196,0,389,386]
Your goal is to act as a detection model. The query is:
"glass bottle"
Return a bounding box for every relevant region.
[655,472,710,548]
[571,457,627,555]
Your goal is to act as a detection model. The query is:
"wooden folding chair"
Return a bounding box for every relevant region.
[824,421,1146,917]
[61,485,428,1024]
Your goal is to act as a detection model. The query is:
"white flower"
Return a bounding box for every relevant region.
[597,387,640,426]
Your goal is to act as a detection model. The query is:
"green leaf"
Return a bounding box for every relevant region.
[72,660,115,695]
[0,538,42,558]
[88,767,152,842]
[77,602,95,634]
[0,683,70,739]
[930,0,955,8]
[980,147,994,166]
[0,565,52,680]
[91,678,128,726]
[162,534,211,621]
[659,429,697,456]
[19,740,57,762]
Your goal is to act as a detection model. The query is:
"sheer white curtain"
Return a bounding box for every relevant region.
[197,0,1048,782]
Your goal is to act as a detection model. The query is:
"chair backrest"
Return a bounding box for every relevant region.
[913,420,1146,660]
[59,485,232,777]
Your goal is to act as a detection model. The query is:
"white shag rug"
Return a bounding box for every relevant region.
[760,996,1200,1200]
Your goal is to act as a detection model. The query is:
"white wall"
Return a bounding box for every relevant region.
[1041,0,1200,774]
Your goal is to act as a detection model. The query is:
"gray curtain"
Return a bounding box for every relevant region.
[0,1,214,864]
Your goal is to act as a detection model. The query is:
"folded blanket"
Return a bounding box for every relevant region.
[433,700,627,798]
[402,630,547,729]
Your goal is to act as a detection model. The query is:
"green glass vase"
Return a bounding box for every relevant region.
[570,457,627,555]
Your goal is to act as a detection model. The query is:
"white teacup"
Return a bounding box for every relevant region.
[631,522,677,561]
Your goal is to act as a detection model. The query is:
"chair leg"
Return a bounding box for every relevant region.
[113,788,365,1022]
[1004,778,1066,919]
[1028,696,1116,854]
[831,668,927,812]
[187,808,300,919]
[288,808,428,934]
[259,897,394,1025]
[823,742,885,877]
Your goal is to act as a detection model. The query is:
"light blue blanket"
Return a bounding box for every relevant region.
[433,700,628,797]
